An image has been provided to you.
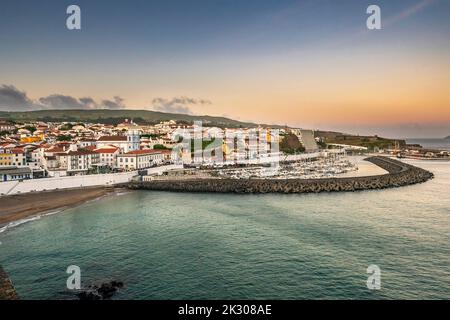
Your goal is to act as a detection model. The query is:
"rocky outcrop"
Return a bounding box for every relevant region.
[0,266,18,300]
[128,157,433,194]
[76,281,124,300]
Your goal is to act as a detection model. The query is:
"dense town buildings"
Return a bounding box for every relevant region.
[2,118,443,183]
[0,119,291,181]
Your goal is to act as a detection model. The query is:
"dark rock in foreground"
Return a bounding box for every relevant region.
[77,281,124,300]
[0,266,18,300]
[128,156,434,194]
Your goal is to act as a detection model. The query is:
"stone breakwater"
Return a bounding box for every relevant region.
[0,266,18,300]
[127,157,434,194]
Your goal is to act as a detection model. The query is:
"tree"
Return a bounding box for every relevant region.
[60,123,73,131]
[280,133,305,154]
[153,144,169,150]
[24,126,37,133]
[57,135,72,141]
[317,140,327,149]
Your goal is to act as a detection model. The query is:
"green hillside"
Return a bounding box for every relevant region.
[315,130,405,150]
[0,109,259,128]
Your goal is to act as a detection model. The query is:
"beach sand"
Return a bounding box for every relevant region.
[0,187,117,227]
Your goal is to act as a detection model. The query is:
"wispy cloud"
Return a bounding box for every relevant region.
[79,97,98,109]
[383,0,436,28]
[151,96,211,114]
[100,96,126,110]
[39,94,94,110]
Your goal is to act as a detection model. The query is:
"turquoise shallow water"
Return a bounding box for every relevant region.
[0,159,449,299]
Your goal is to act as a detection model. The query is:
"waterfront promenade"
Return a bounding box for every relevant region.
[0,164,182,196]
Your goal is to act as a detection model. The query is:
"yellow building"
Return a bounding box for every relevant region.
[20,135,44,143]
[0,153,14,166]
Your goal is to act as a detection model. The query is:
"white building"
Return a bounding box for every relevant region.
[97,130,140,153]
[78,139,97,148]
[0,167,32,182]
[127,130,140,151]
[116,149,163,171]
[67,147,100,175]
[0,148,26,167]
[0,121,15,132]
[94,146,120,169]
[160,149,179,163]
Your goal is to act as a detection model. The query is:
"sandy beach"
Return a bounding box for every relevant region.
[0,187,118,228]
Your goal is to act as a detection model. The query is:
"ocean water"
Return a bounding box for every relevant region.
[406,138,450,151]
[0,159,449,300]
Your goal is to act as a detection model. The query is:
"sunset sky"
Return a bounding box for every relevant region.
[0,0,449,138]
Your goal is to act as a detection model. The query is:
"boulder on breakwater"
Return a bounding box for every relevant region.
[127,156,434,194]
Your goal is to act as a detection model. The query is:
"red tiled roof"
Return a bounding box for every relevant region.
[46,147,66,153]
[97,136,127,142]
[123,149,162,155]
[94,148,119,154]
[67,149,98,156]
[36,144,51,149]
[8,148,24,154]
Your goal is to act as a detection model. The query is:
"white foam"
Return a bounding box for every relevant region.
[42,209,64,217]
[114,191,131,196]
[0,209,64,234]
[0,191,126,235]
[0,216,41,234]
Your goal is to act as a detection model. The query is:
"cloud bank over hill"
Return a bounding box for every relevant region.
[0,84,128,111]
[0,85,35,110]
[0,84,211,115]
[151,97,211,114]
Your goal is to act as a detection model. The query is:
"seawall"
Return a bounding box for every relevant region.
[0,164,183,196]
[127,157,434,194]
[0,266,18,300]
